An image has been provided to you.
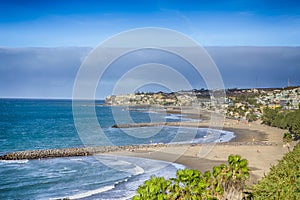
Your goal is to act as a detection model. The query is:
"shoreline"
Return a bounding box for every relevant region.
[1,105,291,184]
[0,120,271,161]
[108,117,290,184]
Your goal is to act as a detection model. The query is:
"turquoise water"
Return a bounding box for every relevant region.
[0,99,234,199]
[1,99,82,153]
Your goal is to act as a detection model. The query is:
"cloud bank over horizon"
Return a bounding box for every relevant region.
[0,47,90,98]
[1,46,300,99]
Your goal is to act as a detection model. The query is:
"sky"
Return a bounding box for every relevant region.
[1,0,300,47]
[0,0,300,98]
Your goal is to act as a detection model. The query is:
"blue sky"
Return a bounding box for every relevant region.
[1,0,300,98]
[1,0,300,47]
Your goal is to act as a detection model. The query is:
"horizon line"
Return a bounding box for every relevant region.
[2,85,299,100]
[1,45,300,49]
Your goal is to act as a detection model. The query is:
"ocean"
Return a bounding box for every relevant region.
[0,99,235,199]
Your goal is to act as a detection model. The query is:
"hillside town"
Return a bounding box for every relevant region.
[105,86,300,121]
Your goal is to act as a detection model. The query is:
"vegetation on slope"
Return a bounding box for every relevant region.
[249,142,300,199]
[262,103,300,137]
[133,104,300,199]
[133,141,300,199]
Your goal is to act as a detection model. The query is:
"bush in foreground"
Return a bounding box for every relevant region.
[133,155,249,200]
[249,142,300,199]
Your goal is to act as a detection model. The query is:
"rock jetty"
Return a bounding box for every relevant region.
[0,147,91,160]
[0,146,119,160]
[0,142,275,160]
[0,144,168,160]
[112,121,203,128]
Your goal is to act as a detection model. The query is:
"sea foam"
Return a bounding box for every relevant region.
[52,185,115,200]
[0,159,29,164]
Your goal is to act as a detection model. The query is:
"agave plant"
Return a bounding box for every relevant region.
[227,154,250,183]
[169,169,201,199]
[133,154,250,200]
[133,176,171,200]
[169,169,216,200]
[223,155,249,200]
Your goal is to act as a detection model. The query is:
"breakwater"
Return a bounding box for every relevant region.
[0,146,119,160]
[0,144,168,160]
[0,141,276,160]
[112,121,204,128]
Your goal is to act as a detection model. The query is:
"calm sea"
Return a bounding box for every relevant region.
[0,99,234,199]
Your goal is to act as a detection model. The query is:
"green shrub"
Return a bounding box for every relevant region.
[262,107,300,137]
[133,155,249,200]
[283,132,293,143]
[132,176,171,200]
[249,142,300,199]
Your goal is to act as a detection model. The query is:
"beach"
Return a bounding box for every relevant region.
[107,115,291,184]
[0,99,295,199]
[1,103,290,185]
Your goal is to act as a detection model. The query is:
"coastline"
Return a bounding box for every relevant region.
[107,115,290,184]
[1,105,291,185]
[0,121,291,185]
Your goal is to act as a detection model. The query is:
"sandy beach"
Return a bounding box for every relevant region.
[107,111,291,184]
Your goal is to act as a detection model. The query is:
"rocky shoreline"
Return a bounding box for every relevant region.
[0,141,276,160]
